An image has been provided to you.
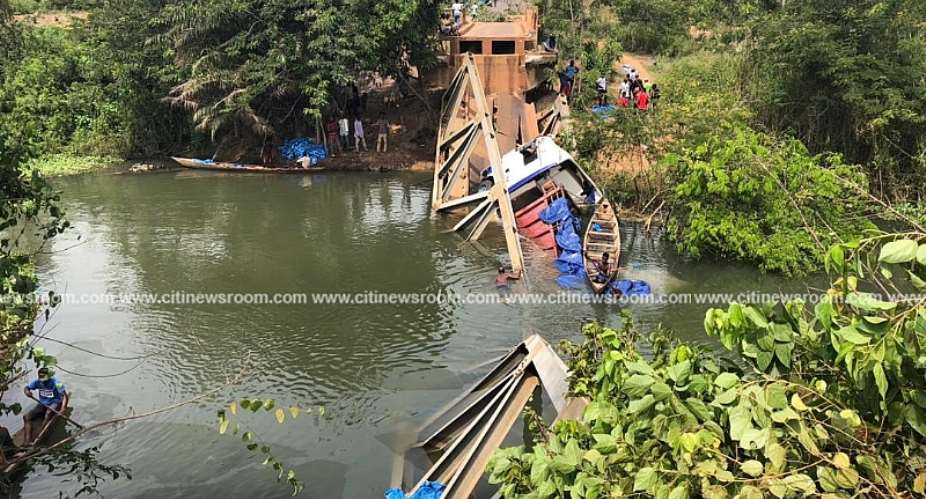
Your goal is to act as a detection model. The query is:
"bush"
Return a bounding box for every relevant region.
[488,234,926,498]
[666,125,873,275]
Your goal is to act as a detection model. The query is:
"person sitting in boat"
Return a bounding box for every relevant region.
[593,252,612,283]
[23,367,68,445]
[495,266,522,288]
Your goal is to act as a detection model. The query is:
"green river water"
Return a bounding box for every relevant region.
[6,170,810,498]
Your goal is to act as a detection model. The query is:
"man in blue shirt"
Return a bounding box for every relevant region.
[23,367,68,444]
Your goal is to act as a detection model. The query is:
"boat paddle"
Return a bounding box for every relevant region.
[26,394,84,430]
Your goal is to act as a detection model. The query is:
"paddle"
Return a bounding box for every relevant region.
[26,394,83,430]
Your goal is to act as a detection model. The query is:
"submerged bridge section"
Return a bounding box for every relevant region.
[430,5,571,273]
[431,54,525,272]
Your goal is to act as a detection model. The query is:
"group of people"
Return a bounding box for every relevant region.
[615,69,659,111]
[558,59,660,111]
[325,114,391,156]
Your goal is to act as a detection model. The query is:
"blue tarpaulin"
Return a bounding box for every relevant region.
[555,223,582,252]
[611,279,652,297]
[592,104,616,115]
[385,482,446,499]
[539,197,572,224]
[279,137,328,165]
[539,198,588,289]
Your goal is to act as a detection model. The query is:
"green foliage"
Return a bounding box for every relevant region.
[607,0,690,55]
[25,153,119,176]
[741,0,926,203]
[0,26,129,161]
[216,399,325,496]
[666,125,874,275]
[489,232,926,496]
[156,0,438,145]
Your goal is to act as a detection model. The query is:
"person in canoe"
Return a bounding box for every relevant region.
[592,252,613,284]
[495,266,522,289]
[23,367,68,445]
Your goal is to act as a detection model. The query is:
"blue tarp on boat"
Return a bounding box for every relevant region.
[279,137,328,165]
[539,197,571,224]
[385,481,446,499]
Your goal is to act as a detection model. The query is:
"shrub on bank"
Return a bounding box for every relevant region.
[488,233,926,498]
[26,153,118,176]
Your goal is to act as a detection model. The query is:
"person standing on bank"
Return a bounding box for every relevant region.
[23,367,68,445]
[375,114,389,153]
[354,116,368,152]
[338,115,350,151]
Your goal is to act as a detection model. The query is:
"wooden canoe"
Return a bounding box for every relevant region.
[2,406,73,475]
[171,157,325,173]
[583,200,621,294]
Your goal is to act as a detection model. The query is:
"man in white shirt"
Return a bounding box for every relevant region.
[338,116,349,151]
[596,76,608,105]
[451,2,464,26]
[353,117,368,152]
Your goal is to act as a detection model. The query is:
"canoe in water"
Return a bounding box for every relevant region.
[172,157,325,173]
[583,200,621,294]
[3,406,73,475]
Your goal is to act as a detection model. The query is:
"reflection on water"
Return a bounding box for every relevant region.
[8,171,810,498]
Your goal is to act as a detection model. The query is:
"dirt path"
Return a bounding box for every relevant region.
[12,10,88,28]
[615,52,656,82]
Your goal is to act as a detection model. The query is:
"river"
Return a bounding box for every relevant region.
[7,170,808,498]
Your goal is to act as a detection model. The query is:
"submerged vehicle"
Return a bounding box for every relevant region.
[476,137,607,259]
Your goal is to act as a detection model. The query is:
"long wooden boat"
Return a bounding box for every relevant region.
[172,157,325,173]
[3,406,73,475]
[583,200,620,294]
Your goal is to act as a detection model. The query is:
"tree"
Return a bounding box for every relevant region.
[156,0,439,158]
[742,0,926,202]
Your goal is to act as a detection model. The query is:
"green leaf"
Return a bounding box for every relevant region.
[289,406,301,418]
[668,484,689,499]
[845,292,896,312]
[218,417,229,435]
[667,360,692,384]
[905,404,926,437]
[739,428,768,450]
[744,306,769,328]
[879,239,918,264]
[791,393,808,412]
[765,443,786,471]
[633,467,658,493]
[729,405,752,440]
[625,374,655,397]
[917,244,926,266]
[685,398,713,422]
[275,408,285,424]
[774,342,793,368]
[651,382,673,401]
[628,395,656,415]
[873,363,888,399]
[766,383,788,409]
[740,460,763,477]
[714,372,739,389]
[835,324,870,345]
[757,350,773,371]
[832,452,850,470]
[713,387,738,405]
[262,399,275,411]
